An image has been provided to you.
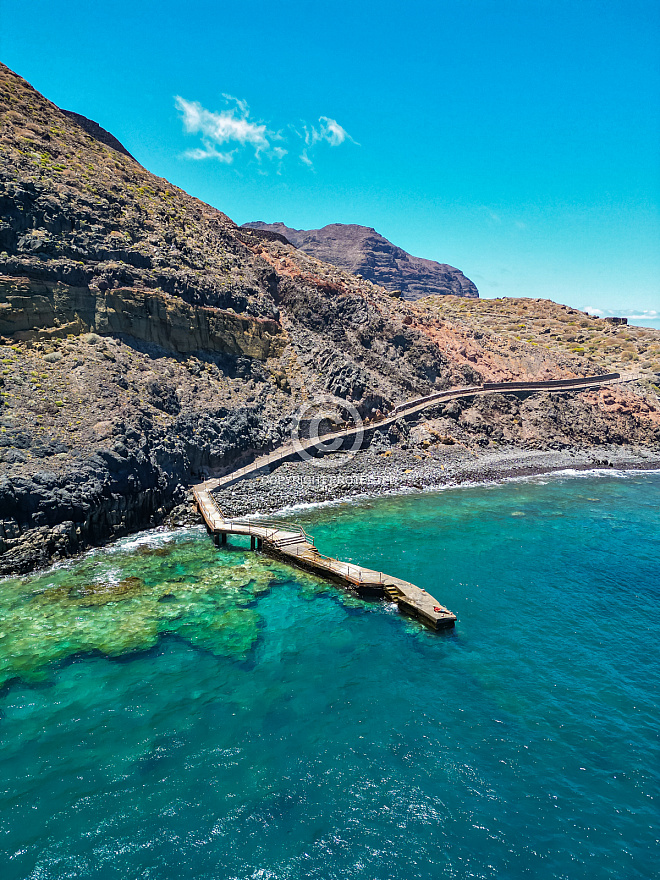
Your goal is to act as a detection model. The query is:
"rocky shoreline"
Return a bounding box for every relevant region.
[3,441,658,579]
[209,443,660,520]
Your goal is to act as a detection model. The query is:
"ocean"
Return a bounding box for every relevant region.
[1,470,658,879]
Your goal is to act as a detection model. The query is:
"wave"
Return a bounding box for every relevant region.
[260,465,660,520]
[87,524,203,556]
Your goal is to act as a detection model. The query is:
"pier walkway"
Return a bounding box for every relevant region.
[192,371,631,631]
[193,485,457,630]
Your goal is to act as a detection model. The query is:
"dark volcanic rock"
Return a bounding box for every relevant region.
[243,222,479,301]
[0,62,658,577]
[60,110,136,161]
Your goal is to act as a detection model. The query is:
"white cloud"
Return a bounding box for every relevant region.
[175,95,270,161]
[299,117,357,167]
[304,116,352,147]
[175,95,355,171]
[183,145,235,163]
[630,310,659,319]
[322,117,349,146]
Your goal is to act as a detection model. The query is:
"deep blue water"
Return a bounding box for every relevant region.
[1,470,658,879]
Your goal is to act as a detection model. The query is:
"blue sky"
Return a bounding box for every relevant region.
[2,0,659,323]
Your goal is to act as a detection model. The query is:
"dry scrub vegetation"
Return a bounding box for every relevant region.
[411,296,660,382]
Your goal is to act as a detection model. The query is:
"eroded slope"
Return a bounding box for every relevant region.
[0,62,658,574]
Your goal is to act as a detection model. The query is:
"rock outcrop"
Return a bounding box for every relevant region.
[0,275,284,359]
[243,222,479,301]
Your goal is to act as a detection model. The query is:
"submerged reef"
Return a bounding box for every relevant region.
[0,529,287,688]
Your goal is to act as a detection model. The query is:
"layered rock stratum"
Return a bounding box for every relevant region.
[243,221,479,301]
[0,62,659,574]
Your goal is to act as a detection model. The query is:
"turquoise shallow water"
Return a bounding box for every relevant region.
[1,471,659,879]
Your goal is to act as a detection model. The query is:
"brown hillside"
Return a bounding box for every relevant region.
[0,62,658,574]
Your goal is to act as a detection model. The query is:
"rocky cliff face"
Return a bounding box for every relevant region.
[243,222,479,301]
[0,62,658,575]
[0,275,284,359]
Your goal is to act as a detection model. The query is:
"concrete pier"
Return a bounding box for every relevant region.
[193,486,457,631]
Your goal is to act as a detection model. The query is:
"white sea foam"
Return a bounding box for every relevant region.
[249,492,376,519]
[539,466,660,481]
[95,566,122,585]
[107,525,202,553]
[259,465,660,520]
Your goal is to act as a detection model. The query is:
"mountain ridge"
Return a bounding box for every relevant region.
[60,109,137,161]
[243,221,479,301]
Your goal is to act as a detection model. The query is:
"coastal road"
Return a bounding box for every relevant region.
[199,371,629,492]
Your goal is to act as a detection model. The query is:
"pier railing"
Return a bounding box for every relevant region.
[197,491,314,543]
[225,517,316,546]
[193,470,454,626]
